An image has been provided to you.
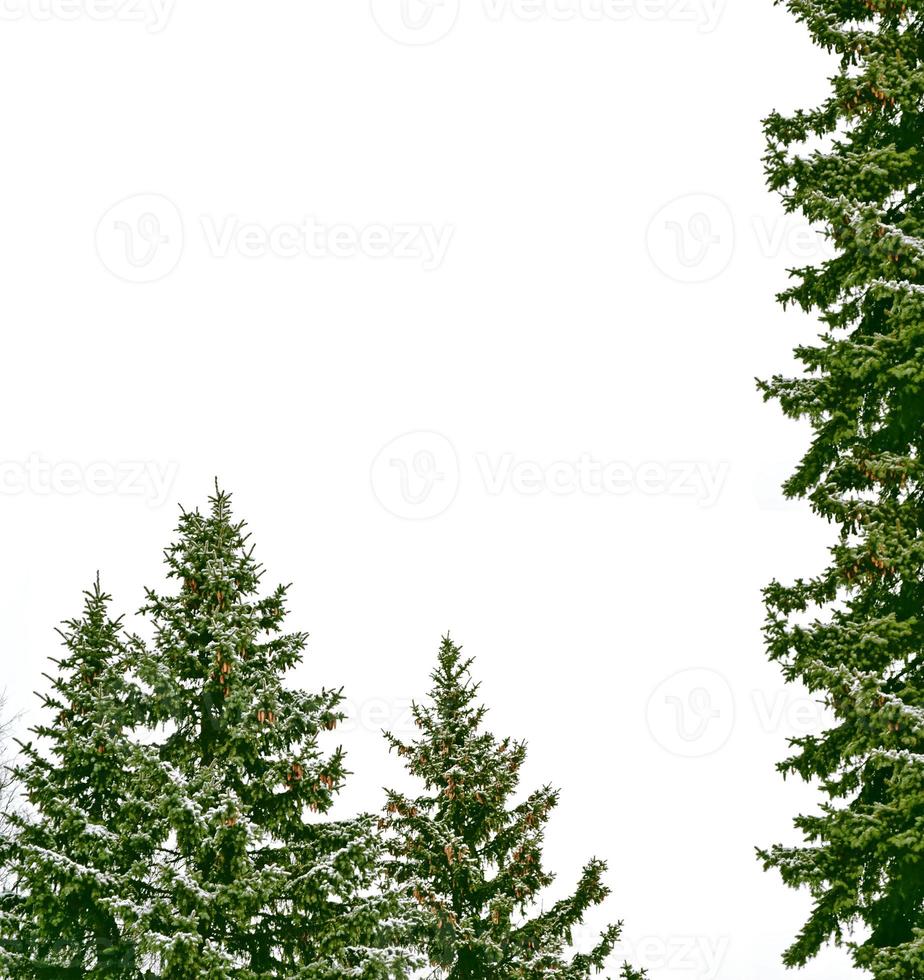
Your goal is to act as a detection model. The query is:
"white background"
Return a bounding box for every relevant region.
[0,1,856,977]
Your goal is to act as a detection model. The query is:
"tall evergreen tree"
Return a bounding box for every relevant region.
[383,636,643,980]
[0,579,154,978]
[758,3,924,977]
[131,485,415,978]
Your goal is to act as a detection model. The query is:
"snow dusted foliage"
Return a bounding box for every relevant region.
[0,579,158,977]
[758,3,924,977]
[382,637,644,980]
[128,486,417,977]
[1,487,418,978]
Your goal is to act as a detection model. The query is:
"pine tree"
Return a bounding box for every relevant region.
[383,636,644,980]
[0,579,154,978]
[758,3,924,977]
[130,485,415,978]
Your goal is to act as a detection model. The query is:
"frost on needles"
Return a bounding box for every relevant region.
[0,579,156,977]
[0,487,417,979]
[382,637,645,980]
[0,487,643,979]
[758,2,924,978]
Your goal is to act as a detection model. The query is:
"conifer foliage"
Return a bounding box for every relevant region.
[759,3,924,977]
[0,487,416,979]
[383,637,643,979]
[0,491,645,978]
[0,579,153,978]
[132,486,414,978]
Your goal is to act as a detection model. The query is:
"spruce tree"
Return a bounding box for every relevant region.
[130,485,415,978]
[383,636,643,980]
[0,579,154,978]
[758,3,924,977]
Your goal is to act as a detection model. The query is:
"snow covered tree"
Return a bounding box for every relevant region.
[131,485,415,978]
[758,3,924,977]
[383,636,644,980]
[0,579,154,978]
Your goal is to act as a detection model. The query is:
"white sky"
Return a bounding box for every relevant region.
[0,1,858,977]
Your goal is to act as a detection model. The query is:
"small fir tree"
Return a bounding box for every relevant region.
[758,2,924,977]
[0,579,154,978]
[383,636,644,980]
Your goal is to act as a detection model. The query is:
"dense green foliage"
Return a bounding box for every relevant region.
[758,3,924,977]
[0,490,645,977]
[0,488,416,979]
[0,581,155,977]
[130,487,414,978]
[383,637,643,980]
